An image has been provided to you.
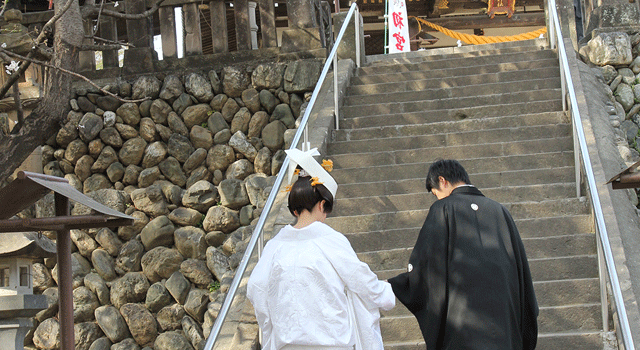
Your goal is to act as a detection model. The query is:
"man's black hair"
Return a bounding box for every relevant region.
[287,176,334,216]
[426,159,471,192]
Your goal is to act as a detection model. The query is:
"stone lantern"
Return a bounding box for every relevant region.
[0,231,55,350]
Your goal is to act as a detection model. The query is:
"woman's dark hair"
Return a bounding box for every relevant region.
[426,159,471,192]
[287,175,334,216]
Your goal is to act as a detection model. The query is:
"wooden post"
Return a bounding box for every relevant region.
[183,3,203,55]
[159,6,178,58]
[123,0,155,73]
[78,19,95,72]
[234,0,252,51]
[99,16,119,68]
[125,0,151,48]
[55,193,74,350]
[258,0,277,47]
[210,0,228,53]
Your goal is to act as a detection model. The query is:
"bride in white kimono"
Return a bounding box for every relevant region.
[247,148,395,350]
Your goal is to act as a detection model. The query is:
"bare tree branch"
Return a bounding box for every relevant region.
[92,35,135,48]
[85,0,165,20]
[78,43,122,51]
[0,48,149,103]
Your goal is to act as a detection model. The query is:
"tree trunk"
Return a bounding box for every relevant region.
[0,0,83,184]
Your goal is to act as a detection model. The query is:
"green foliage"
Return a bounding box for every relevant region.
[196,214,205,228]
[208,281,221,293]
[201,121,208,128]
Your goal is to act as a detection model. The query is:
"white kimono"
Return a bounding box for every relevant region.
[247,221,395,350]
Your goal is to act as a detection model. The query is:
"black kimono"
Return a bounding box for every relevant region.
[388,186,538,350]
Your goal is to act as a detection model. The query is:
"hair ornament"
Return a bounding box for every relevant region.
[321,159,333,172]
[310,177,323,186]
[285,148,338,197]
[293,169,300,176]
[283,184,293,193]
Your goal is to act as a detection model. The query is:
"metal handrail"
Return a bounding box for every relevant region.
[203,3,361,348]
[547,0,635,348]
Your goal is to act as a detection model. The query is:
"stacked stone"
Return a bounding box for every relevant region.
[583,33,639,154]
[25,60,322,350]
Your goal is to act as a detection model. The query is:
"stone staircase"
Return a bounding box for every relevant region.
[324,39,605,349]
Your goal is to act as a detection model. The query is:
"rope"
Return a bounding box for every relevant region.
[412,16,547,45]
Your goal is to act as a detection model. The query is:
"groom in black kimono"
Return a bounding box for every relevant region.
[389,159,538,350]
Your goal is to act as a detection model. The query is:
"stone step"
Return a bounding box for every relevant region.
[326,203,588,235]
[331,158,574,185]
[380,302,601,343]
[350,230,595,260]
[352,57,559,85]
[536,331,604,350]
[348,67,560,96]
[383,331,604,350]
[365,38,547,66]
[329,124,571,154]
[340,99,564,129]
[340,181,576,207]
[342,89,561,118]
[358,49,557,76]
[360,242,596,277]
[382,277,599,318]
[344,214,592,251]
[334,167,577,199]
[335,169,578,216]
[345,78,561,107]
[332,137,572,169]
[375,253,598,286]
[336,149,572,178]
[334,112,567,142]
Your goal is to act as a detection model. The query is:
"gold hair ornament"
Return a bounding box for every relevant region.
[321,159,334,172]
[310,177,323,187]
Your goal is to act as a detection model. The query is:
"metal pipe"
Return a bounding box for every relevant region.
[334,53,339,129]
[203,4,360,348]
[596,227,609,332]
[355,6,361,68]
[55,193,74,350]
[549,0,635,347]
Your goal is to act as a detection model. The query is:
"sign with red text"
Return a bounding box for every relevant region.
[388,0,410,53]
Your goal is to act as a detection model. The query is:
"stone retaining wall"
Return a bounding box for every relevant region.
[20,58,324,350]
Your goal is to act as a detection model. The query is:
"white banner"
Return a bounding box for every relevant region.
[388,0,410,53]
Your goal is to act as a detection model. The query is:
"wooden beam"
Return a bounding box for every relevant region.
[414,11,545,29]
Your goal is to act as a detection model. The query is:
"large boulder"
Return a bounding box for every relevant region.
[174,227,207,260]
[141,247,184,283]
[203,206,240,233]
[110,272,150,309]
[120,303,158,347]
[95,305,130,343]
[222,66,250,97]
[218,178,250,209]
[182,180,218,212]
[115,240,145,275]
[185,72,214,103]
[140,215,175,250]
[131,185,169,217]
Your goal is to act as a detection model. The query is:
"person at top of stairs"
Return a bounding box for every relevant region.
[388,159,539,350]
[247,148,395,350]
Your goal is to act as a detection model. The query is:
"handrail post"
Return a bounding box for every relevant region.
[355,6,361,68]
[597,226,610,332]
[334,53,340,130]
